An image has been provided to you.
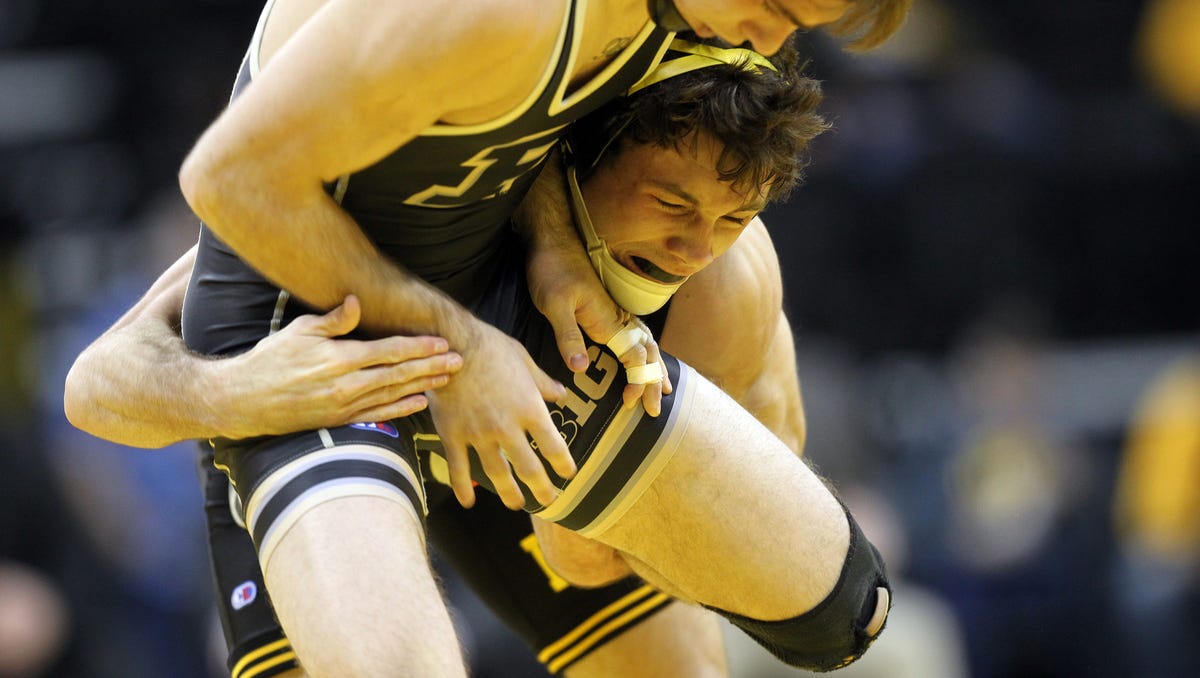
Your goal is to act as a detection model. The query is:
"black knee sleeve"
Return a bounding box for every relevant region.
[710,510,891,672]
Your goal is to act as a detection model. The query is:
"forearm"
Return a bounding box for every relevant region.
[513,149,576,252]
[64,312,234,448]
[182,170,482,351]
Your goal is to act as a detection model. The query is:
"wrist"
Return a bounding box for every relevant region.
[196,356,248,440]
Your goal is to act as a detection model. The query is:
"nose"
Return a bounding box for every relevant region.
[667,222,716,270]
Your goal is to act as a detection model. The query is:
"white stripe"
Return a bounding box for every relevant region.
[269,290,290,334]
[576,365,696,537]
[247,0,277,80]
[535,404,643,522]
[257,479,424,572]
[244,446,421,538]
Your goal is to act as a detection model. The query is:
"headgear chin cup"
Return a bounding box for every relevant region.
[647,0,692,32]
[565,164,685,316]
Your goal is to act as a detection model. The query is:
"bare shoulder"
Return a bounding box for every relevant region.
[661,219,784,393]
[266,0,569,113]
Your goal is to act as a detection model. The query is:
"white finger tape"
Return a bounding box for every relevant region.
[625,362,663,385]
[607,322,650,356]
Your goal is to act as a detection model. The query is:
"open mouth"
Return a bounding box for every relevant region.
[631,256,686,283]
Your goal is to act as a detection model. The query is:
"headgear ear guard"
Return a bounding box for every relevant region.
[561,39,779,315]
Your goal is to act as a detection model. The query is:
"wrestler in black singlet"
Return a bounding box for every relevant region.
[187,2,688,676]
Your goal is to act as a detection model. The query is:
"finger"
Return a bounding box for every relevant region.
[528,363,567,405]
[312,295,362,338]
[476,445,526,510]
[526,416,576,481]
[350,394,429,423]
[641,340,665,416]
[382,352,462,383]
[577,295,629,347]
[442,438,476,508]
[357,372,450,411]
[546,303,590,373]
[606,324,648,360]
[502,435,562,507]
[356,336,454,369]
[641,381,663,417]
[623,383,644,411]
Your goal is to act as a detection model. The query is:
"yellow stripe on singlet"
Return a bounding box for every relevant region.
[544,590,672,673]
[537,585,663,664]
[231,638,291,678]
[240,650,299,678]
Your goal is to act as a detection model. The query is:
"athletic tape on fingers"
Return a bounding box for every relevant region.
[625,363,663,385]
[606,322,650,356]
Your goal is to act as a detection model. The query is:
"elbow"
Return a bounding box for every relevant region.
[62,360,97,436]
[178,147,222,226]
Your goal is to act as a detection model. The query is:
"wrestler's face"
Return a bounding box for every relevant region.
[580,133,767,284]
[673,0,849,55]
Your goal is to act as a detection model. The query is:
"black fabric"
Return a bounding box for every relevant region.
[708,509,891,672]
[197,444,299,677]
[646,0,691,32]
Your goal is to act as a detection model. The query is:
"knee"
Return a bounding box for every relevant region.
[711,511,891,672]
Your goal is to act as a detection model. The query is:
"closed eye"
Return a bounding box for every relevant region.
[654,197,686,210]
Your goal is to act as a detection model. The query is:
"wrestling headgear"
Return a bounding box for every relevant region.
[564,161,684,315]
[562,40,779,315]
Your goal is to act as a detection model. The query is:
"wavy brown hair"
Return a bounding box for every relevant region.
[572,38,828,204]
[830,0,913,51]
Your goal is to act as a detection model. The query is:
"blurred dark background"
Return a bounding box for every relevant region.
[2,1,1197,677]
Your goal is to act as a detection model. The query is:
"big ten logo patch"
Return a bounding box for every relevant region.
[534,346,620,453]
[403,125,566,208]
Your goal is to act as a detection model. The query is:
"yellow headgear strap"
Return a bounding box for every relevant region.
[628,39,779,95]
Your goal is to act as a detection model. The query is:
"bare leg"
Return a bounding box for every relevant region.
[264,493,467,677]
[591,372,849,620]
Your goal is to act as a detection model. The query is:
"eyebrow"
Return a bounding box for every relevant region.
[649,179,767,215]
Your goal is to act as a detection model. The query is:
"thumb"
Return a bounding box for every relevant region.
[314,295,362,338]
[543,298,589,373]
[575,295,627,347]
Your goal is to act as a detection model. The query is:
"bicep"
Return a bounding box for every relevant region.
[201,0,545,187]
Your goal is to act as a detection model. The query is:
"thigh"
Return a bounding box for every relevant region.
[590,368,851,620]
[266,492,463,676]
[213,426,464,676]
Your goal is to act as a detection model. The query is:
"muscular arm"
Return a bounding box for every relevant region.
[179,0,551,341]
[64,248,462,448]
[177,0,576,507]
[64,247,218,447]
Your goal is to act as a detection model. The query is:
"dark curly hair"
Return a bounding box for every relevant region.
[570,37,828,205]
